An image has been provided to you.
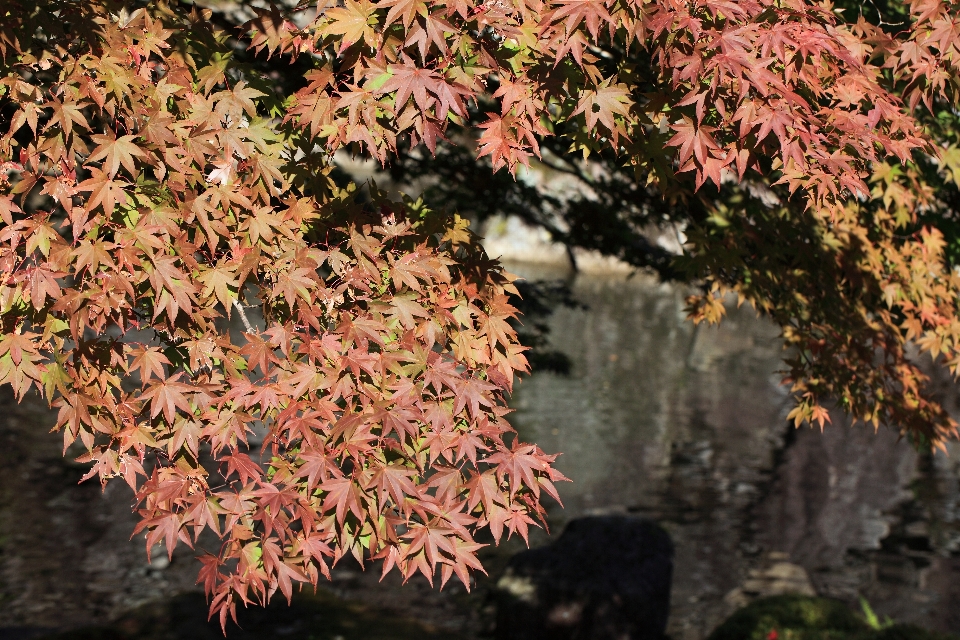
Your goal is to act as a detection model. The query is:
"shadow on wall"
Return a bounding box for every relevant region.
[494,516,674,640]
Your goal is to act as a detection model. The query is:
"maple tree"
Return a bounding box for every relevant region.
[3,0,960,628]
[364,0,960,443]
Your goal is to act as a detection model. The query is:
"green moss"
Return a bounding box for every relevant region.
[871,626,959,640]
[708,596,960,640]
[708,596,867,640]
[36,589,456,640]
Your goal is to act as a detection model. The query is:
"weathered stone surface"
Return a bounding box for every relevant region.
[495,516,674,640]
[723,552,816,613]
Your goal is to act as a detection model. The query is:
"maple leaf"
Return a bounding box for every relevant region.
[440,535,486,589]
[170,419,203,458]
[381,62,442,115]
[185,496,225,538]
[73,239,114,276]
[142,375,194,423]
[76,168,130,216]
[667,117,721,171]
[379,0,427,29]
[503,508,537,544]
[571,82,633,137]
[404,13,456,59]
[295,449,340,491]
[452,376,497,419]
[141,513,189,562]
[486,443,555,498]
[241,333,281,374]
[224,453,264,485]
[129,346,171,385]
[215,81,265,119]
[45,97,91,138]
[87,133,148,178]
[0,195,22,226]
[205,158,236,186]
[197,266,240,310]
[320,477,365,524]
[322,0,378,49]
[402,523,457,573]
[465,469,503,517]
[273,267,317,307]
[543,0,615,40]
[429,76,469,119]
[371,464,419,508]
[388,294,430,329]
[477,114,530,172]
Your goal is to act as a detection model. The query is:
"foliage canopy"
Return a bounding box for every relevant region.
[2,0,960,626]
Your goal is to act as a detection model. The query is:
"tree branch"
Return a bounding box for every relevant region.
[233,300,256,333]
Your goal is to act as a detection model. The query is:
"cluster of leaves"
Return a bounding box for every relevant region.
[680,0,960,444]
[268,0,960,445]
[0,1,565,627]
[256,0,927,202]
[5,0,960,628]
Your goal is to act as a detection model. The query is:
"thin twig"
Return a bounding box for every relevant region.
[233,300,256,333]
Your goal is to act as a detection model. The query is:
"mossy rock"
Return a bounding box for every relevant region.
[870,626,960,640]
[707,595,867,640]
[34,589,455,640]
[707,596,959,640]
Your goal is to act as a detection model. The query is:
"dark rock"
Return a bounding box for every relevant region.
[494,516,673,640]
